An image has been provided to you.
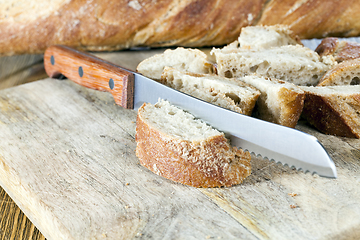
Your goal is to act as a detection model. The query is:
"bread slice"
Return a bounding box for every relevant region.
[238,24,302,49]
[211,44,336,86]
[160,67,260,115]
[219,25,302,52]
[315,37,360,62]
[317,58,360,86]
[240,75,305,128]
[135,100,251,188]
[301,85,360,138]
[136,47,213,80]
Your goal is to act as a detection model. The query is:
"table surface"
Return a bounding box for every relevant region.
[0,50,360,240]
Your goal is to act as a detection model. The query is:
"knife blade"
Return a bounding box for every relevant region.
[44,45,337,178]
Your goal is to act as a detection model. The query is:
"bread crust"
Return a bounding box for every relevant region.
[2,0,360,55]
[317,58,360,86]
[316,37,360,62]
[258,0,360,39]
[315,38,339,58]
[277,87,305,128]
[0,0,265,56]
[302,92,360,138]
[135,103,251,188]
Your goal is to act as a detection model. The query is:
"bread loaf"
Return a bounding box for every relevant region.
[301,85,360,138]
[240,75,305,128]
[160,67,260,116]
[2,0,360,56]
[135,100,251,187]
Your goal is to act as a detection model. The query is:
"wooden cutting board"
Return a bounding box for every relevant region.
[0,50,360,240]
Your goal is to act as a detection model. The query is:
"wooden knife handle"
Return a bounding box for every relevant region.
[44,45,134,109]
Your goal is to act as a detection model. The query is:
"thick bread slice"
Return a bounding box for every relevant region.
[315,37,360,62]
[136,47,213,80]
[238,24,302,49]
[135,100,251,188]
[240,75,305,128]
[211,45,336,86]
[160,67,260,115]
[317,58,360,86]
[301,85,360,138]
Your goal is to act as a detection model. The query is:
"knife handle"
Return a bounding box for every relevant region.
[44,45,134,109]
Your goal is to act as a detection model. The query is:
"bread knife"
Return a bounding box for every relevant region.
[44,45,337,178]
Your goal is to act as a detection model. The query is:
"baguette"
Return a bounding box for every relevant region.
[160,67,260,115]
[301,85,360,138]
[3,0,360,56]
[135,100,251,187]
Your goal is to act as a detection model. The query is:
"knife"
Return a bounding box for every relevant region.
[44,45,337,178]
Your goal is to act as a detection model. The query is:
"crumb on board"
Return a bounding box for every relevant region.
[288,192,298,197]
[290,204,299,209]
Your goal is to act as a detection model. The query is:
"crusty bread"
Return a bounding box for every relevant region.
[315,37,360,62]
[237,24,302,49]
[0,0,266,56]
[240,75,305,128]
[211,45,336,86]
[301,85,360,138]
[256,0,360,39]
[135,100,251,188]
[160,67,260,115]
[317,58,360,86]
[136,47,213,81]
[2,0,360,56]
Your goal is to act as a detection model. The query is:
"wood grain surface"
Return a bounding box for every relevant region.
[0,188,45,240]
[0,50,359,240]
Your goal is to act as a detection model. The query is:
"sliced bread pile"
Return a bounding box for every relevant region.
[134,25,360,188]
[299,37,360,138]
[211,25,336,86]
[209,25,360,138]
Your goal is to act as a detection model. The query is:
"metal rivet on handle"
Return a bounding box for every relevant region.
[50,55,55,65]
[78,66,83,77]
[109,78,115,90]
